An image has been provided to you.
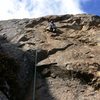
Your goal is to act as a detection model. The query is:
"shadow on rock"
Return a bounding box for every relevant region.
[0,35,56,100]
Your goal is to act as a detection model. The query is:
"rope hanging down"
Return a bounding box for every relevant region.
[33,50,38,100]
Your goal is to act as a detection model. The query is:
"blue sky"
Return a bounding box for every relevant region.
[0,0,100,20]
[81,0,100,15]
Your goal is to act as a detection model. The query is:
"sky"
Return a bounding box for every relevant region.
[0,0,100,20]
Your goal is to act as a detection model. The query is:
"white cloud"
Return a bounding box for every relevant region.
[58,0,83,14]
[0,0,86,20]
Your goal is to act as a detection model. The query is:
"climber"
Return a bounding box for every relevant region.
[48,20,57,32]
[3,34,7,40]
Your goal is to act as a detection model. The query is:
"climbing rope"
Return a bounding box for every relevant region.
[33,49,38,100]
[32,29,53,100]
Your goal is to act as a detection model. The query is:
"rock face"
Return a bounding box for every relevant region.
[0,14,100,100]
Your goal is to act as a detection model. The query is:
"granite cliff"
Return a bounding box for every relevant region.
[0,14,100,100]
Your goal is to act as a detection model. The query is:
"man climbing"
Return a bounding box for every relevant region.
[49,20,57,32]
